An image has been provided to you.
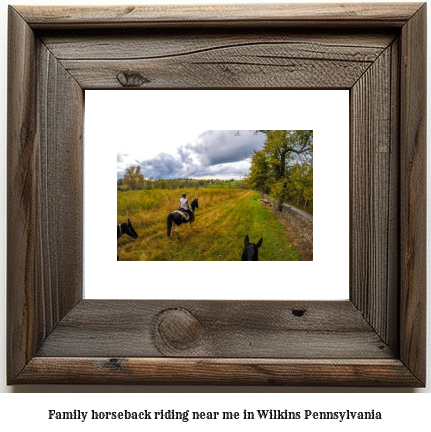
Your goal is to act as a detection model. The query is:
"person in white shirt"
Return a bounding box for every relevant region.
[178,192,194,222]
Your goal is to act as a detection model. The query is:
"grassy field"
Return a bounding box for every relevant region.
[117,188,300,261]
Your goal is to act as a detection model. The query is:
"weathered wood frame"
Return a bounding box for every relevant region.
[7,3,426,386]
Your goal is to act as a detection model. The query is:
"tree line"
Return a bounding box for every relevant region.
[245,130,313,213]
[117,130,312,211]
[117,167,249,191]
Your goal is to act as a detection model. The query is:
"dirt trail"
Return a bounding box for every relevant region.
[259,200,313,261]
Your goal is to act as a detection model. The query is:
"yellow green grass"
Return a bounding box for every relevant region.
[117,188,300,261]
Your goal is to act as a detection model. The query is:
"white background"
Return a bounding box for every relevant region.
[85,90,349,300]
[0,0,430,428]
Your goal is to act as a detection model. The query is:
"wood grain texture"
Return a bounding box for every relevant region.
[59,57,373,90]
[41,31,395,60]
[52,33,394,89]
[7,6,38,381]
[7,3,427,386]
[41,30,395,89]
[399,3,427,385]
[15,3,423,29]
[36,300,393,359]
[15,358,423,386]
[350,44,399,349]
[35,41,84,335]
[7,6,84,383]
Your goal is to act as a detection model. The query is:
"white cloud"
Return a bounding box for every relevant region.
[118,130,265,179]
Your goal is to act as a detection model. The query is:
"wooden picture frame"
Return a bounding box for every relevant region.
[7,3,426,386]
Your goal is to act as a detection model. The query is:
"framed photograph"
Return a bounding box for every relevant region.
[86,89,348,300]
[7,3,426,386]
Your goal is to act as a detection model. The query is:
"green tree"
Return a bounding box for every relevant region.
[287,162,313,209]
[245,149,270,196]
[123,165,144,190]
[247,130,313,211]
[267,130,312,211]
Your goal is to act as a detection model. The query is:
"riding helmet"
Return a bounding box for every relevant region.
[182,192,186,197]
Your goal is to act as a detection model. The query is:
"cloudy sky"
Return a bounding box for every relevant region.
[85,90,278,181]
[116,129,265,180]
[84,89,347,183]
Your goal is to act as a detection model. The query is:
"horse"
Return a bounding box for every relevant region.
[167,198,199,239]
[241,235,263,261]
[117,218,138,260]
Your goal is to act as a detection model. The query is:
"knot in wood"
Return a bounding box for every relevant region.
[292,308,306,317]
[155,308,203,351]
[108,358,123,369]
[116,71,150,87]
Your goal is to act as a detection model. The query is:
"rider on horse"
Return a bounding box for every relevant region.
[178,192,194,222]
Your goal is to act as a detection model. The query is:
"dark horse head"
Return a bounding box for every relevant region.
[118,218,138,240]
[241,235,263,261]
[167,197,199,238]
[117,219,138,260]
[190,197,199,212]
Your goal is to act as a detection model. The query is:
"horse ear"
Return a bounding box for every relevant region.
[244,235,249,246]
[256,238,263,248]
[128,218,131,224]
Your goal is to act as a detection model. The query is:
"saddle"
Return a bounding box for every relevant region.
[174,209,194,222]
